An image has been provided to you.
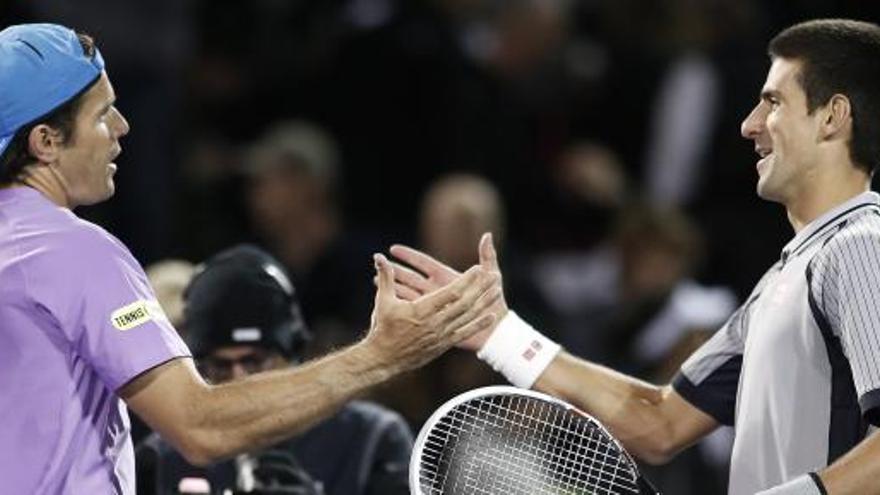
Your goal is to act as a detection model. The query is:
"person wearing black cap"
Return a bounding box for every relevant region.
[138,245,412,494]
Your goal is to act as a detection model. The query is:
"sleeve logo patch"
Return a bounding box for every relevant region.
[111,300,163,331]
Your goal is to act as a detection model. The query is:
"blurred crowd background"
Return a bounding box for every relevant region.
[5,1,880,492]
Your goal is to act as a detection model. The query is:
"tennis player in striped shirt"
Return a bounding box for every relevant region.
[391,18,880,495]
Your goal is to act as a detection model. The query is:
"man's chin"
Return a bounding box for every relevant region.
[756,181,785,204]
[102,182,116,201]
[75,184,116,208]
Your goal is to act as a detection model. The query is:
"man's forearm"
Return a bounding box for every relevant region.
[199,343,392,458]
[127,257,500,466]
[533,351,716,464]
[818,429,880,494]
[127,343,396,465]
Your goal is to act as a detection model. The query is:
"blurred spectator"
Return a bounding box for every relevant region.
[244,121,340,274]
[534,202,735,373]
[420,173,504,271]
[529,140,630,251]
[146,260,197,330]
[419,173,550,324]
[313,0,577,244]
[375,173,548,427]
[242,121,377,353]
[533,202,736,494]
[605,205,734,376]
[555,141,629,210]
[466,0,569,82]
[641,0,760,206]
[137,245,412,495]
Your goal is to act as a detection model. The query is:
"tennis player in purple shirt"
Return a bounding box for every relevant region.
[0,24,501,494]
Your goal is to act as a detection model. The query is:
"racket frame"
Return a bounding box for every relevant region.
[410,385,657,495]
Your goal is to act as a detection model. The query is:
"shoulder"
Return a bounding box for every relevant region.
[65,216,131,257]
[829,210,880,244]
[808,210,880,302]
[14,205,131,265]
[15,212,146,312]
[44,216,139,276]
[814,210,880,267]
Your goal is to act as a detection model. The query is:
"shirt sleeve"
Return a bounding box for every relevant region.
[672,305,745,426]
[672,261,780,426]
[810,216,880,425]
[27,224,191,392]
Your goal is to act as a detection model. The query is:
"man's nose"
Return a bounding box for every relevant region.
[112,107,131,138]
[741,104,765,140]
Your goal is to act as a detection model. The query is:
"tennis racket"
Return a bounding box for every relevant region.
[410,386,660,495]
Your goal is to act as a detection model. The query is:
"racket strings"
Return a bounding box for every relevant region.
[419,394,641,494]
[422,399,630,495]
[452,402,618,493]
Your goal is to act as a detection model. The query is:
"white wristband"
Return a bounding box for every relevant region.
[755,474,824,495]
[476,311,561,389]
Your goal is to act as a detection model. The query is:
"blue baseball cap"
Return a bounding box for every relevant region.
[0,24,105,158]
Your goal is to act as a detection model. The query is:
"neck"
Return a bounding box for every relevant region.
[785,166,871,232]
[17,165,72,208]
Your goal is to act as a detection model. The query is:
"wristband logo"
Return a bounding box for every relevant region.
[110,300,164,331]
[521,340,543,361]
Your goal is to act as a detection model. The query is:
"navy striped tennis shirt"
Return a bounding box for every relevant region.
[673,191,880,495]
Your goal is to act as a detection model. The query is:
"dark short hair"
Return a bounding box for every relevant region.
[0,32,99,184]
[769,19,880,175]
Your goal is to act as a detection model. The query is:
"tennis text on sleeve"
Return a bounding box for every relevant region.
[110,300,165,331]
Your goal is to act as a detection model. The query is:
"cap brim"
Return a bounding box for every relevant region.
[0,133,13,158]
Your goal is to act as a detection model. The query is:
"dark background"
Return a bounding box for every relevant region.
[4,2,880,492]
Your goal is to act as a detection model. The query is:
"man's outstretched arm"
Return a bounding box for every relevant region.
[533,351,718,464]
[122,254,500,466]
[389,235,718,464]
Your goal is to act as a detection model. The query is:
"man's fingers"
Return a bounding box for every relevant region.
[451,313,497,344]
[479,232,501,273]
[373,254,396,303]
[394,282,422,301]
[444,284,503,338]
[419,267,497,322]
[391,261,435,294]
[415,265,483,314]
[390,244,459,280]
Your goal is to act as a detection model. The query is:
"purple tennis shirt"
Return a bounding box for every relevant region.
[0,186,191,494]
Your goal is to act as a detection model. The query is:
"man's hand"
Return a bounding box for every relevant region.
[363,252,501,372]
[388,233,509,352]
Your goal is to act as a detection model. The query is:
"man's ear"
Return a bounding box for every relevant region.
[819,94,852,141]
[27,124,65,164]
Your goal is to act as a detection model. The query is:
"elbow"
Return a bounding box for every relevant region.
[636,441,677,466]
[167,387,235,466]
[625,428,681,466]
[179,447,218,468]
[173,428,230,467]
[181,451,213,468]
